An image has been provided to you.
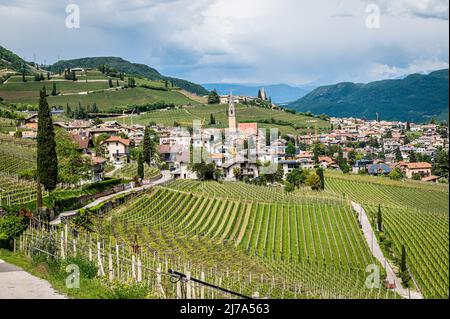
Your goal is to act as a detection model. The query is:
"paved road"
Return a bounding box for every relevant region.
[50,170,173,225]
[351,201,423,299]
[0,259,66,299]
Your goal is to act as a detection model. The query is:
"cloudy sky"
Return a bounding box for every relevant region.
[0,0,448,86]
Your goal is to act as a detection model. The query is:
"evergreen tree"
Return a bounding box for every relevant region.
[137,151,144,180]
[406,121,411,131]
[316,167,325,190]
[313,143,320,164]
[164,79,168,89]
[395,147,403,162]
[143,127,153,165]
[409,151,417,163]
[108,78,113,88]
[377,204,383,231]
[65,103,73,118]
[400,245,407,273]
[286,142,296,156]
[39,73,45,81]
[51,81,57,96]
[47,72,50,80]
[36,87,58,193]
[207,90,220,104]
[209,113,216,125]
[91,102,98,114]
[306,172,321,191]
[116,79,119,87]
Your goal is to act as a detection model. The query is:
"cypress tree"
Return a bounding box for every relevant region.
[137,151,144,180]
[47,72,50,80]
[377,204,382,231]
[108,78,113,88]
[143,127,152,165]
[395,147,403,162]
[400,245,407,273]
[316,167,325,190]
[37,87,58,192]
[51,81,57,96]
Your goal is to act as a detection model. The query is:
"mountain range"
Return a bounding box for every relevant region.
[202,83,313,104]
[287,69,449,123]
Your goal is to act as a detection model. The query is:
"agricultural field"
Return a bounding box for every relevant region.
[0,173,43,207]
[111,103,330,135]
[112,163,160,180]
[99,185,395,298]
[325,170,449,213]
[325,170,449,299]
[365,205,449,299]
[0,69,200,112]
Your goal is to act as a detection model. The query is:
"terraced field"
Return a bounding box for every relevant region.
[0,135,36,173]
[112,163,160,180]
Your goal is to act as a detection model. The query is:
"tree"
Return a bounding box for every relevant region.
[286,142,296,156]
[137,151,144,180]
[400,245,407,273]
[406,121,411,131]
[143,127,153,165]
[395,147,403,162]
[377,204,383,232]
[433,148,449,179]
[128,77,136,88]
[412,173,422,181]
[47,72,50,80]
[306,172,321,191]
[207,90,220,104]
[389,168,404,180]
[284,181,295,193]
[316,167,325,190]
[108,78,113,88]
[39,73,45,81]
[51,81,57,96]
[36,87,58,211]
[313,143,320,164]
[209,113,216,125]
[91,102,99,114]
[232,167,242,181]
[65,104,73,118]
[409,151,417,163]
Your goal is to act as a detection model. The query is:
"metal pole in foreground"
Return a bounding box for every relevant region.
[168,269,253,299]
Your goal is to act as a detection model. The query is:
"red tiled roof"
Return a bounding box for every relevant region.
[91,156,107,165]
[406,162,432,169]
[101,136,130,146]
[70,133,90,149]
[319,156,335,164]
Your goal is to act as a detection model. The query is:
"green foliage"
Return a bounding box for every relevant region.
[285,142,296,156]
[389,168,404,180]
[62,255,98,279]
[137,151,144,180]
[0,215,27,248]
[82,178,122,193]
[37,87,58,191]
[103,281,153,299]
[207,89,220,104]
[316,167,325,190]
[306,172,321,190]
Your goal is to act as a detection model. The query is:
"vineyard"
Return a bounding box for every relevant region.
[94,186,396,298]
[365,205,449,299]
[325,171,449,298]
[325,171,449,213]
[112,163,160,180]
[0,134,36,174]
[166,179,342,205]
[0,173,45,206]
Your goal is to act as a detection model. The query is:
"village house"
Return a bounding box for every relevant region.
[399,162,433,179]
[101,136,130,163]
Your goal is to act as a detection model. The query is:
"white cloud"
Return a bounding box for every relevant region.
[0,0,448,85]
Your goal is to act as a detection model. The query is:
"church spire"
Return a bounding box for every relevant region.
[228,92,236,131]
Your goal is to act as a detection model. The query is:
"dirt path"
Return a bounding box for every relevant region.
[0,259,66,299]
[351,201,423,299]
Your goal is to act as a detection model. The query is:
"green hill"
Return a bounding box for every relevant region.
[48,56,208,96]
[287,69,449,123]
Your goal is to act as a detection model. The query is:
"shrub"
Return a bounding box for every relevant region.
[62,255,98,279]
[0,215,28,249]
[103,281,154,299]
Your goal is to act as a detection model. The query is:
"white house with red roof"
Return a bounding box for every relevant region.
[101,136,131,162]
